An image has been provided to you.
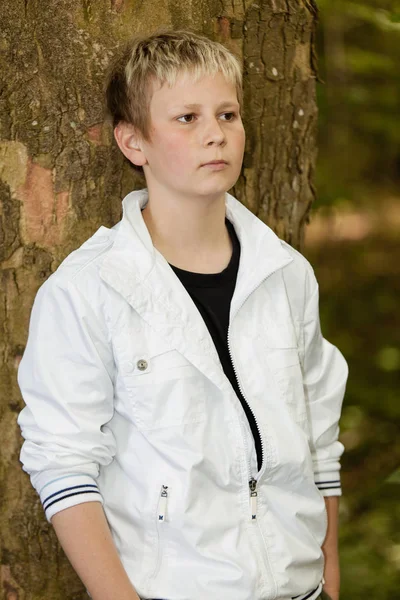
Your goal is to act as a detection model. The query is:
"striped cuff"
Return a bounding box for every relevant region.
[315,476,342,497]
[292,582,323,600]
[39,473,103,522]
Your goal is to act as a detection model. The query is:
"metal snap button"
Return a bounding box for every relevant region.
[137,359,148,371]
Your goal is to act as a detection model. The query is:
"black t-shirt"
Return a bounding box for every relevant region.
[169,219,262,472]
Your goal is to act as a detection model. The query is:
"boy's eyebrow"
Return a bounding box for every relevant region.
[169,101,240,112]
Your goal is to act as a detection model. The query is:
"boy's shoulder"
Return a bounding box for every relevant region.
[40,222,122,309]
[280,239,315,278]
[54,224,117,279]
[278,239,318,315]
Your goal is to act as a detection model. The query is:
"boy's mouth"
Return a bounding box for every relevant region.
[201,160,228,166]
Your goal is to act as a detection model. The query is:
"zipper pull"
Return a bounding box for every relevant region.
[158,485,168,522]
[249,478,257,520]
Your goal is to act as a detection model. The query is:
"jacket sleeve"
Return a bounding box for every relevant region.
[17,274,116,522]
[301,266,348,497]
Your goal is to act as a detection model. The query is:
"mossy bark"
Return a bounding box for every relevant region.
[0,1,319,597]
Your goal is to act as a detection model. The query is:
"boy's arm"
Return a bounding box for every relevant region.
[17,275,116,521]
[322,496,340,600]
[301,267,348,495]
[301,266,348,599]
[16,275,139,594]
[51,502,140,600]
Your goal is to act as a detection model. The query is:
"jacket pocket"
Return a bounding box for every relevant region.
[261,323,308,428]
[123,350,207,430]
[268,350,307,423]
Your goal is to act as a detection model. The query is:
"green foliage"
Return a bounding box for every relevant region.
[309,8,400,590]
[387,468,400,483]
[315,0,400,207]
[305,230,400,598]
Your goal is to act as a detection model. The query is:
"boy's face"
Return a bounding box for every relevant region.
[132,71,245,200]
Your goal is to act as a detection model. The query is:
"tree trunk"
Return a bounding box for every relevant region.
[0,1,319,597]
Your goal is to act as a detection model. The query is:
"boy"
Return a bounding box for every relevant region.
[17,29,348,600]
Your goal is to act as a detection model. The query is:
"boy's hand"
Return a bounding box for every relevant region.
[322,560,340,600]
[51,502,141,600]
[320,591,334,600]
[321,586,338,600]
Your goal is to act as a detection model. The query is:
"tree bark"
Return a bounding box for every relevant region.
[0,1,319,597]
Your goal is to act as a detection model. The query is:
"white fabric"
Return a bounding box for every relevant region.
[18,188,348,600]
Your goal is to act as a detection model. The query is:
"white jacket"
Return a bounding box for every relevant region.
[18,188,348,600]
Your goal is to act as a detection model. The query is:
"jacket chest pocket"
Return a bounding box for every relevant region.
[267,349,305,414]
[122,350,207,430]
[261,323,307,427]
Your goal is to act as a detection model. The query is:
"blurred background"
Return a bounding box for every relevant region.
[305,1,400,596]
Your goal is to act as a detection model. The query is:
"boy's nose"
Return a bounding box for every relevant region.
[203,120,226,146]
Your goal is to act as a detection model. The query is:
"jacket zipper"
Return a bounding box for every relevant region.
[148,484,169,591]
[249,477,258,520]
[158,484,168,522]
[227,330,263,520]
[226,263,290,520]
[226,265,289,600]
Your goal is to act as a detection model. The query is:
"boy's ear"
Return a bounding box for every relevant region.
[113,122,147,167]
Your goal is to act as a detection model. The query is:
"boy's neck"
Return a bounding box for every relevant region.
[141,188,233,274]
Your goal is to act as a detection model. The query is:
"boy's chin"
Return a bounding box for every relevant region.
[195,176,239,195]
[194,184,234,198]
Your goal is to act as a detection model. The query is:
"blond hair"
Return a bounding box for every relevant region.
[105,28,243,146]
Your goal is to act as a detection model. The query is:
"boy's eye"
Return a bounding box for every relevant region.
[177,114,196,124]
[176,112,237,124]
[221,112,236,121]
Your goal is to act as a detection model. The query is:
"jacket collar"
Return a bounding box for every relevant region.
[100,188,292,284]
[99,188,293,378]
